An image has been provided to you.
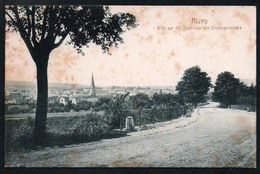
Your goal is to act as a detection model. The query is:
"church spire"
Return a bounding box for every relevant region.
[90,73,96,97]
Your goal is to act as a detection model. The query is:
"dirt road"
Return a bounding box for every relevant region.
[5,103,256,167]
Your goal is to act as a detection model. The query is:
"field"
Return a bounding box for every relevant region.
[5,102,256,167]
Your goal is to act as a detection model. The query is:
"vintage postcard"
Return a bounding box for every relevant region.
[4,6,256,167]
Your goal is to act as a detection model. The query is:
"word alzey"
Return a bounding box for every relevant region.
[191,18,208,25]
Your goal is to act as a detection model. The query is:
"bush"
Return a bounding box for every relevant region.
[7,107,22,114]
[100,103,110,111]
[16,116,35,147]
[115,105,187,128]
[5,112,118,151]
[54,107,65,112]
[5,116,35,151]
[237,96,256,106]
[46,113,126,146]
[218,103,228,108]
[45,113,114,147]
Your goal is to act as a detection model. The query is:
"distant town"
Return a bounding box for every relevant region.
[5,74,176,114]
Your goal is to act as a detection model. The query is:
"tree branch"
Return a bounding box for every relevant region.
[45,6,56,43]
[31,6,38,47]
[40,6,49,42]
[25,6,32,41]
[49,6,67,45]
[51,31,69,50]
[5,11,16,25]
[54,7,68,32]
[12,6,35,60]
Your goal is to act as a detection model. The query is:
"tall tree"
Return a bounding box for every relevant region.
[213,71,240,108]
[176,66,212,107]
[5,5,137,145]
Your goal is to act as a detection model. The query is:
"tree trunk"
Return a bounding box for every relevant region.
[33,55,49,146]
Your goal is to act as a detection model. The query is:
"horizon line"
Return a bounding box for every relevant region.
[5,80,178,88]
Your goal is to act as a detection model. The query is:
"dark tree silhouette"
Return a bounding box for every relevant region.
[213,71,240,108]
[5,5,137,145]
[248,83,256,96]
[130,93,151,109]
[236,82,256,111]
[176,66,212,108]
[152,93,180,108]
[95,96,112,108]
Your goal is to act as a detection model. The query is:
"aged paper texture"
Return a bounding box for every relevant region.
[5,6,256,167]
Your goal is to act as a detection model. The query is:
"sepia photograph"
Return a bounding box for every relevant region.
[4,5,256,167]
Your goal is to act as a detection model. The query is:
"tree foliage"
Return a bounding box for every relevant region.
[213,71,240,107]
[235,82,256,107]
[130,93,151,109]
[5,6,137,56]
[105,92,130,129]
[176,66,212,107]
[94,96,112,111]
[95,97,112,107]
[152,93,181,108]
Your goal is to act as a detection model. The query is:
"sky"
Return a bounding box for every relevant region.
[5,6,256,87]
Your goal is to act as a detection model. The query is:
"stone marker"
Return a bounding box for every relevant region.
[125,116,134,132]
[185,109,191,117]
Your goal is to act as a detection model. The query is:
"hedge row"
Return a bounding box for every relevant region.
[5,113,124,151]
[5,105,193,151]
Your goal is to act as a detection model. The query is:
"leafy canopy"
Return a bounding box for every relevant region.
[213,71,240,107]
[152,93,181,108]
[176,66,212,107]
[5,5,137,57]
[130,93,151,109]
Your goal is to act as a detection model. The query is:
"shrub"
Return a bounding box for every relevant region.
[5,116,35,151]
[218,103,228,108]
[44,113,113,147]
[7,107,22,114]
[100,103,110,111]
[117,105,187,128]
[16,116,35,147]
[237,96,256,106]
[6,112,118,151]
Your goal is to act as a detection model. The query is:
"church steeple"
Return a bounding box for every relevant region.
[90,73,96,97]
